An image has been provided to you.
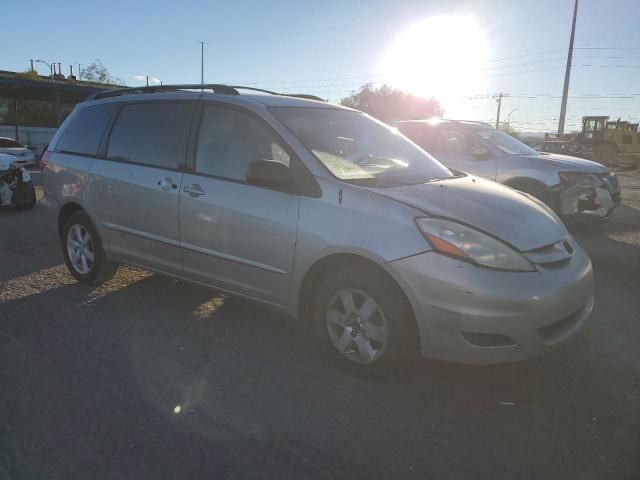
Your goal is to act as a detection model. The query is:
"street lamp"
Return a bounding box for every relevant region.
[507,108,519,130]
[35,60,53,82]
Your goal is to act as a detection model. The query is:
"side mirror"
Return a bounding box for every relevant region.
[471,144,490,157]
[246,159,292,189]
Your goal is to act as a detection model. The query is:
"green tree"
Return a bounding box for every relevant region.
[16,70,41,81]
[81,59,124,85]
[340,84,443,122]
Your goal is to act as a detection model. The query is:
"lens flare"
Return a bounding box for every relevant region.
[380,15,490,114]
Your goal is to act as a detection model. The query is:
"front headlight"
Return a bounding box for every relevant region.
[415,218,536,272]
[558,171,603,187]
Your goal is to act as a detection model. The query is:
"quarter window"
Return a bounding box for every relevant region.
[56,103,117,155]
[195,105,290,181]
[107,102,194,170]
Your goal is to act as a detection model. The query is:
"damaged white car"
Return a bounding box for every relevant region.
[0,153,36,210]
[396,120,621,224]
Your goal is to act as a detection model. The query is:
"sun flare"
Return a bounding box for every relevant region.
[380,16,490,113]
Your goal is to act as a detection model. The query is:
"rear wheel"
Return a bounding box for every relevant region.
[594,143,618,166]
[313,265,415,366]
[62,211,118,285]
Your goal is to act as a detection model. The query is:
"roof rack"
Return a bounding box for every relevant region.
[86,84,326,102]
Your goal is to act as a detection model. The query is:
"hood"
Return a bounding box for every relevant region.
[366,176,567,252]
[519,152,608,173]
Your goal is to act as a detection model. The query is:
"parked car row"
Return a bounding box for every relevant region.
[41,86,607,368]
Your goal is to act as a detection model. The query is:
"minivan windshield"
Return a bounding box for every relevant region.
[271,107,453,186]
[475,129,538,156]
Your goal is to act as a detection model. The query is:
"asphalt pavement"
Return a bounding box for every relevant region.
[1,172,639,480]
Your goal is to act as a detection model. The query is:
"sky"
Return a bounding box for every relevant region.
[4,0,640,133]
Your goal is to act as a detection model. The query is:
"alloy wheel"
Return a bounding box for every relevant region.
[325,288,389,364]
[66,224,95,275]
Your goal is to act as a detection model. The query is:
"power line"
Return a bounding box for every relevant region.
[222,53,640,88]
[228,11,419,43]
[575,47,640,50]
[481,49,567,63]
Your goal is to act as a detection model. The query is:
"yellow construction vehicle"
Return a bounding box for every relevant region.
[581,116,640,166]
[539,116,640,167]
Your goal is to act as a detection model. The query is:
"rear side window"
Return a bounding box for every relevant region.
[106,102,194,170]
[56,103,117,155]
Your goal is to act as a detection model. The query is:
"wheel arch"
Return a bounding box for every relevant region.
[57,202,85,240]
[296,252,420,353]
[503,176,553,203]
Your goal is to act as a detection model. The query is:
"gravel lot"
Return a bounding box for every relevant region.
[1,171,639,480]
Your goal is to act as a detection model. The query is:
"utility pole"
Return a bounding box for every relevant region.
[197,41,206,89]
[495,92,503,129]
[146,75,149,87]
[558,0,578,136]
[29,59,34,72]
[78,63,82,81]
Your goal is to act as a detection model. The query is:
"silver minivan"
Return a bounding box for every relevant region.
[41,85,594,366]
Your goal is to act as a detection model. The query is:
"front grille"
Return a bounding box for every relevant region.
[523,240,573,266]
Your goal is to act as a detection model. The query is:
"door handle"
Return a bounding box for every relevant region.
[183,184,206,197]
[157,177,178,191]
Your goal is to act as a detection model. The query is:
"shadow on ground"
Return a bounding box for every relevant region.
[2,266,639,479]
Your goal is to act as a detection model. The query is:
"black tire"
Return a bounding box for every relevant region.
[15,187,36,210]
[26,188,36,209]
[61,211,118,285]
[312,264,416,367]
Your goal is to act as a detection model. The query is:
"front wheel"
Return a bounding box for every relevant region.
[313,265,415,366]
[62,211,118,285]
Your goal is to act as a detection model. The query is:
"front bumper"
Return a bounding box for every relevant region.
[553,180,621,224]
[387,244,594,364]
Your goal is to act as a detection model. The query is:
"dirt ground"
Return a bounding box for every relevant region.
[1,171,639,479]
